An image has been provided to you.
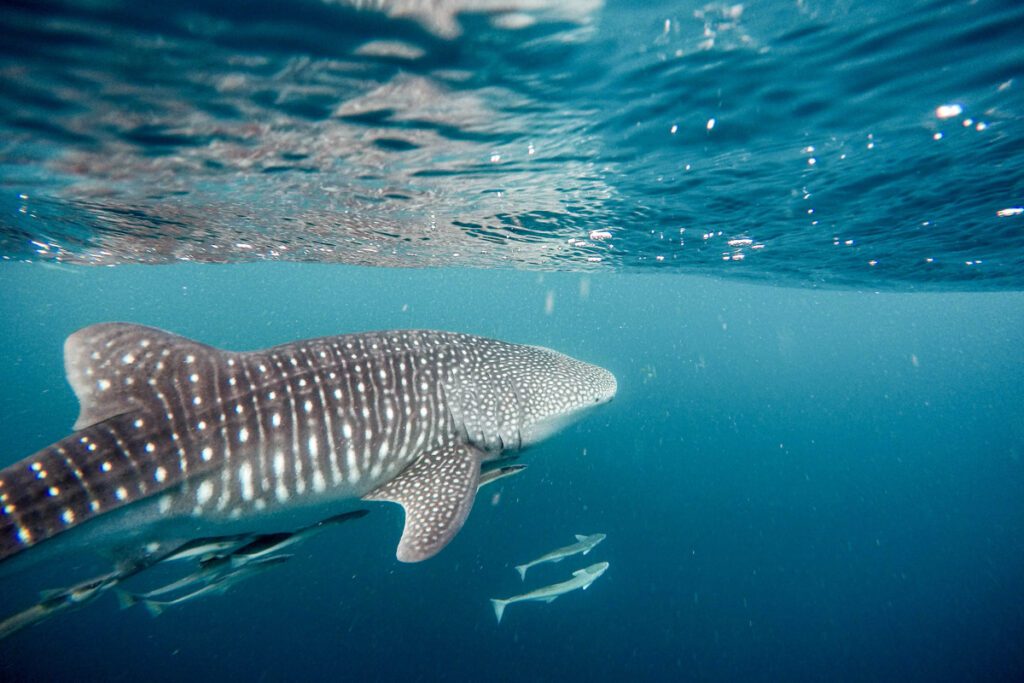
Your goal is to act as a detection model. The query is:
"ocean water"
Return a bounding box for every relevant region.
[1,1,1023,681]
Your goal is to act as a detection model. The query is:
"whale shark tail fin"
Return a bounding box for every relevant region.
[515,564,529,581]
[491,599,508,624]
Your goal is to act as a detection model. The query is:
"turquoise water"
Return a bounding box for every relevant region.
[1,264,1022,680]
[1,0,1024,680]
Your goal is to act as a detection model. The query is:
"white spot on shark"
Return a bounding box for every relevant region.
[196,481,214,506]
[239,463,254,501]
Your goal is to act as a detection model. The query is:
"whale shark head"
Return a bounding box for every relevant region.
[443,338,616,452]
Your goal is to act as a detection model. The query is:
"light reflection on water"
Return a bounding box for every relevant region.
[0,0,1022,288]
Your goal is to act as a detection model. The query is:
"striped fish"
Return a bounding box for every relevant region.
[0,323,615,568]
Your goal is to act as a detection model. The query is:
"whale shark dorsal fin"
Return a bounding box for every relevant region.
[364,441,483,563]
[64,323,221,429]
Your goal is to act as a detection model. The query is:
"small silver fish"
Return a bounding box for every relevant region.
[477,464,527,489]
[514,533,606,580]
[0,572,121,640]
[133,555,293,617]
[491,561,609,624]
[213,509,369,568]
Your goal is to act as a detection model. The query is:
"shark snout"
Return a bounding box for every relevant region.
[591,368,617,405]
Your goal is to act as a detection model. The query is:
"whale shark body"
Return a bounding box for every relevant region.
[0,324,615,573]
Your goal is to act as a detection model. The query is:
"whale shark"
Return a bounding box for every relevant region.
[0,323,616,572]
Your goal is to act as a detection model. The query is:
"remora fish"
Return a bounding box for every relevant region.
[215,508,369,567]
[155,534,257,564]
[121,509,368,606]
[477,464,526,489]
[134,554,292,617]
[0,324,615,569]
[0,572,120,640]
[118,561,235,606]
[491,561,609,624]
[514,533,606,580]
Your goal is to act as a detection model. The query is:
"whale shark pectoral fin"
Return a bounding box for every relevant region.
[364,441,483,563]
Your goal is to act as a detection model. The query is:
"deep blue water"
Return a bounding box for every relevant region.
[0,264,1022,681]
[1,0,1023,680]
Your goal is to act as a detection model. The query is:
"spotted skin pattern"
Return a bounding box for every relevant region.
[0,323,616,564]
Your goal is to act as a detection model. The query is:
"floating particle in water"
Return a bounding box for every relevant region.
[589,230,612,241]
[996,207,1022,217]
[935,104,963,119]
